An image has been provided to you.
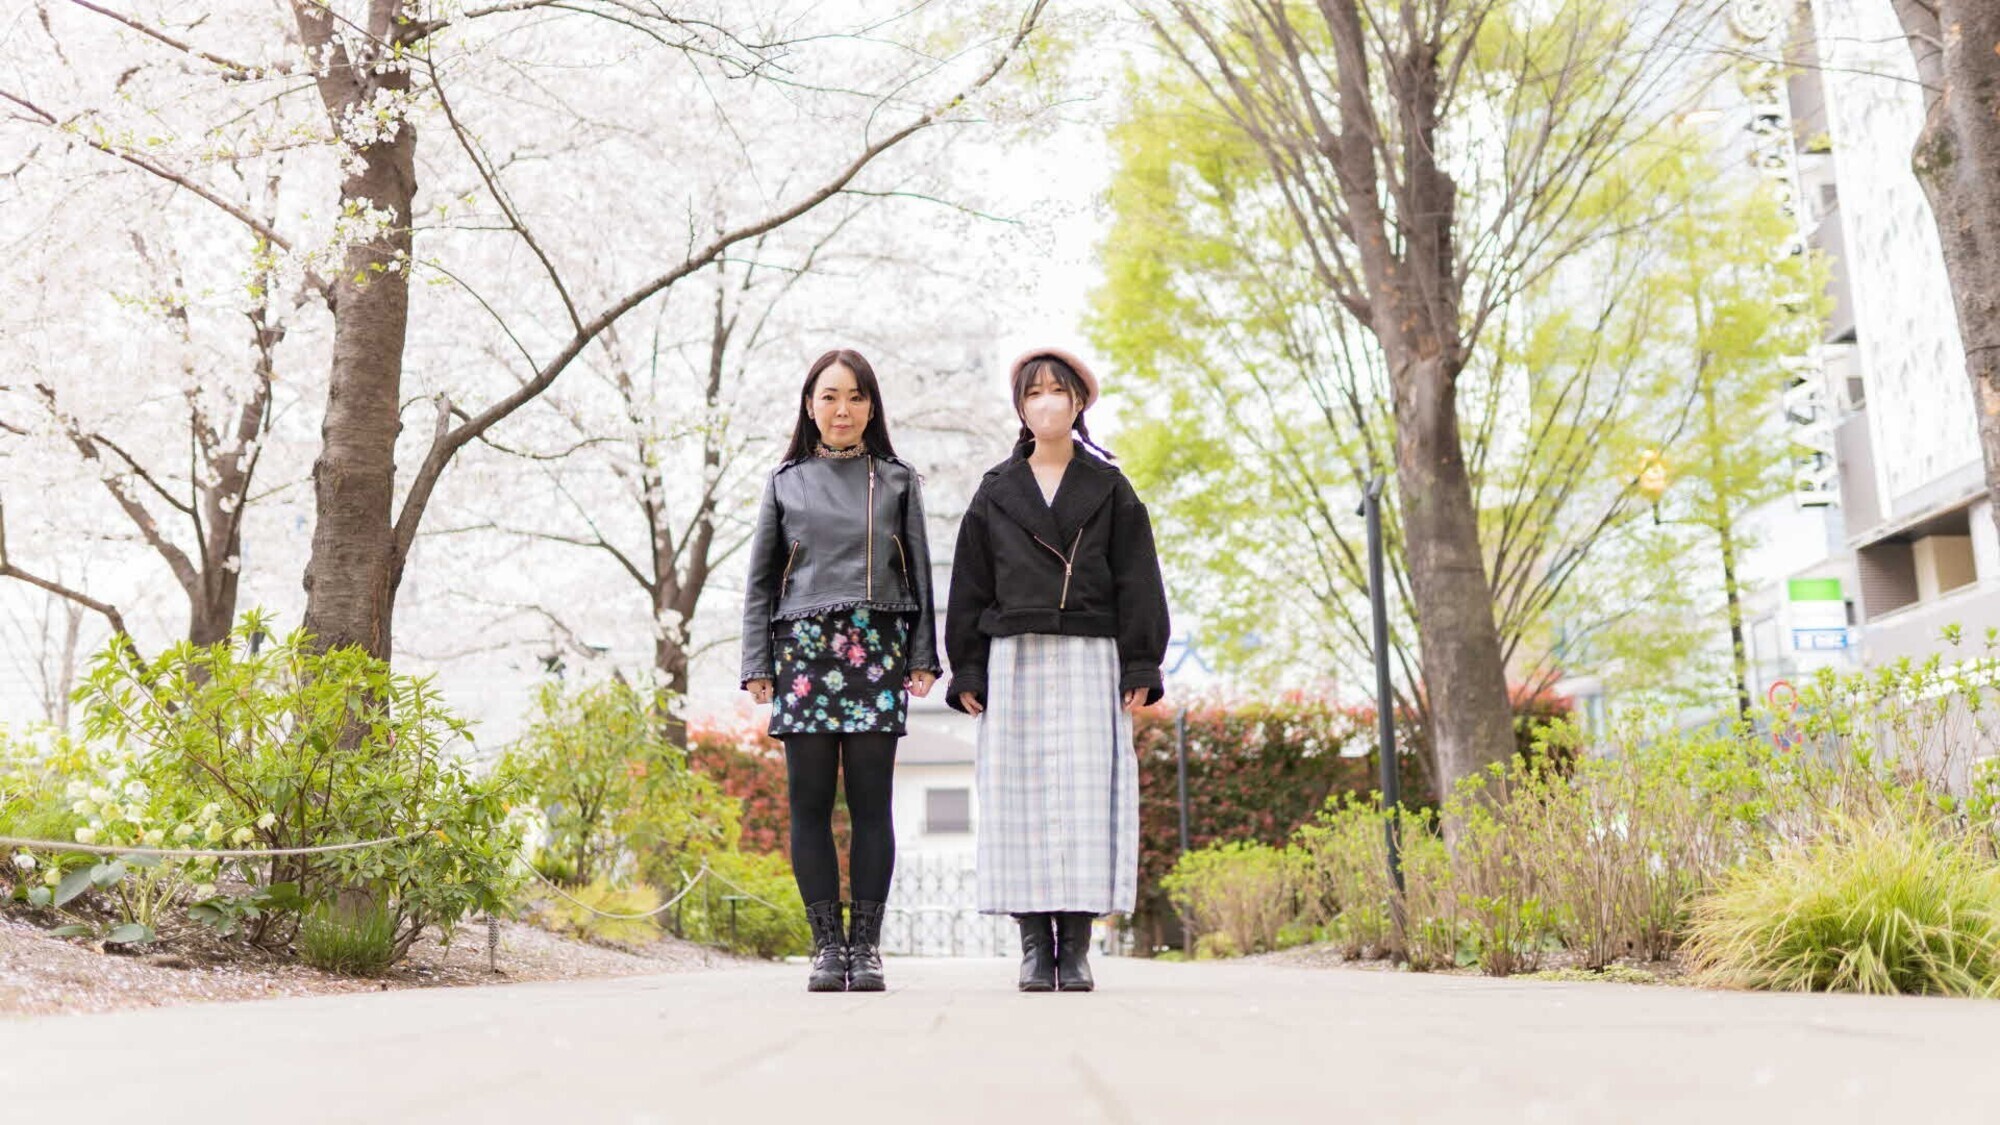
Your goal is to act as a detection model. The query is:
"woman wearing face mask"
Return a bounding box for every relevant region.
[741,349,940,993]
[944,347,1170,992]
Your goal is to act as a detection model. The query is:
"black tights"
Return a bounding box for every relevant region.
[781,733,897,906]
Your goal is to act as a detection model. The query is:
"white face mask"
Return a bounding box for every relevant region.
[1021,389,1076,438]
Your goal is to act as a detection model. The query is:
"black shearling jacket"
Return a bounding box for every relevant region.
[944,441,1170,713]
[739,451,940,687]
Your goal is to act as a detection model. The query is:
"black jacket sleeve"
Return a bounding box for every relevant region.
[943,491,997,714]
[738,473,785,688]
[1111,478,1170,705]
[902,471,941,674]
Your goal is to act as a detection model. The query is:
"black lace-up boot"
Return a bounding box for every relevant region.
[804,900,848,993]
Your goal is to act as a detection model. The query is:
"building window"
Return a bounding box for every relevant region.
[925,788,971,834]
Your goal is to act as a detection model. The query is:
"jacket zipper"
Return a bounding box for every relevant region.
[1032,528,1084,610]
[866,457,877,602]
[893,534,912,590]
[780,540,801,599]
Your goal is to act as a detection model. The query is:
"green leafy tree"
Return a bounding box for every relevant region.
[1129,0,1722,794]
[1564,145,1828,719]
[1092,48,1817,754]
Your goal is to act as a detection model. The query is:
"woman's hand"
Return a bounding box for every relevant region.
[958,692,984,716]
[746,678,774,706]
[906,670,938,698]
[1122,689,1148,714]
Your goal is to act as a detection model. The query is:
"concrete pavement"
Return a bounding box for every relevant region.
[4,955,1997,1123]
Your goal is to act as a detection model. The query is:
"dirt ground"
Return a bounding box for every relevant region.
[0,904,751,1018]
[1236,939,1689,983]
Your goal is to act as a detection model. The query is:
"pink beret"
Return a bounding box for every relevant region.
[1009,346,1099,410]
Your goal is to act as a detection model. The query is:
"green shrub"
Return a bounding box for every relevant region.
[1138,642,2000,987]
[675,851,808,959]
[1193,932,1240,959]
[503,679,739,889]
[70,612,523,960]
[541,879,665,947]
[1295,794,1397,958]
[1684,811,2000,996]
[1293,727,1784,974]
[1394,821,1463,971]
[0,726,91,846]
[1162,841,1304,958]
[298,897,399,976]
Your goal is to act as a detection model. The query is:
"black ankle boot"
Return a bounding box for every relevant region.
[1014,913,1056,992]
[1055,912,1096,992]
[847,900,887,992]
[804,900,848,993]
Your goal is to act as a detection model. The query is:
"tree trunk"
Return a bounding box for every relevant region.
[1893,1,2000,549]
[295,5,420,659]
[1391,353,1517,798]
[187,590,237,649]
[654,616,691,749]
[1717,514,1751,727]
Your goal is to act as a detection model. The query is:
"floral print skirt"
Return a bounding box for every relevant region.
[768,606,910,737]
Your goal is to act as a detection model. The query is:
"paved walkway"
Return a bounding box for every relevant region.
[4,956,1997,1123]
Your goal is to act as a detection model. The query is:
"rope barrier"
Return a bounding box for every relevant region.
[0,830,431,861]
[703,865,791,913]
[524,857,712,920]
[7,825,796,956]
[4,830,776,920]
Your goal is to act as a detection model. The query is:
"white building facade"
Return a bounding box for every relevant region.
[1715,0,1992,707]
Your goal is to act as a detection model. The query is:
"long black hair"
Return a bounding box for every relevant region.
[1012,355,1114,460]
[782,348,898,463]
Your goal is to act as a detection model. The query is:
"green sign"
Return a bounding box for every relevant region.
[1787,578,1843,602]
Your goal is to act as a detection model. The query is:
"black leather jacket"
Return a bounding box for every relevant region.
[739,451,940,687]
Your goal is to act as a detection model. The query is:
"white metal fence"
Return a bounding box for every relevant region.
[881,851,1014,956]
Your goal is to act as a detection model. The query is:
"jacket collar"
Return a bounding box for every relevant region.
[985,439,1118,548]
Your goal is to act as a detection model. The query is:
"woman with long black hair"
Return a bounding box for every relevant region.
[740,349,939,992]
[945,347,1169,992]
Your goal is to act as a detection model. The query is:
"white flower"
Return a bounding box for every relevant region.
[255,812,277,830]
[43,869,60,887]
[173,824,195,841]
[204,823,225,843]
[230,827,254,845]
[65,780,87,799]
[142,829,165,847]
[201,802,222,820]
[71,800,93,816]
[11,854,34,872]
[100,802,122,821]
[123,781,145,799]
[88,787,110,803]
[74,827,97,844]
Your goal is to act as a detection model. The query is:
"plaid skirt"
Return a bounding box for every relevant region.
[974,633,1139,916]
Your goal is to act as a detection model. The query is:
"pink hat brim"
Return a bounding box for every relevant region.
[1009,347,1099,410]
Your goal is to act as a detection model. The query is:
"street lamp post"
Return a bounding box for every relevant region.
[1359,477,1404,893]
